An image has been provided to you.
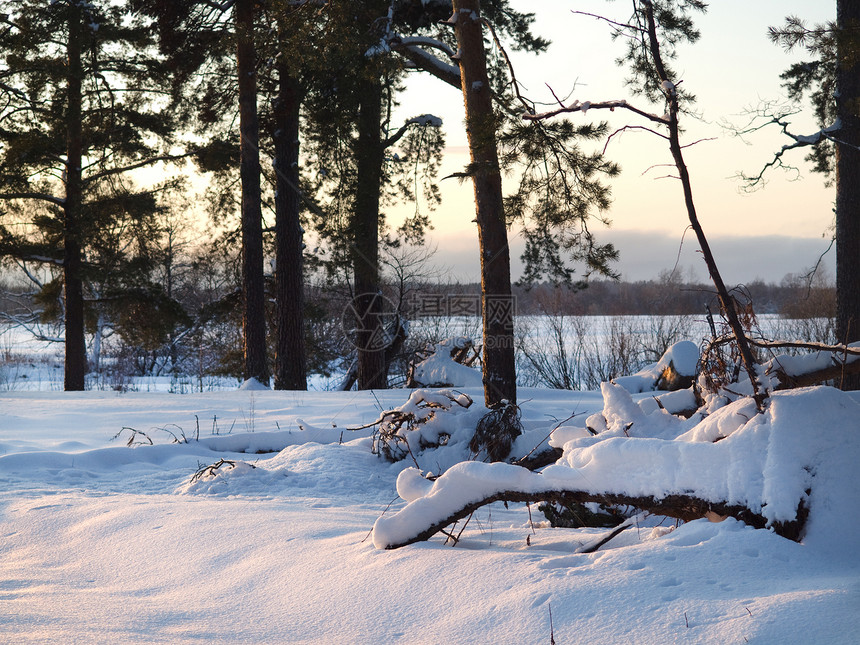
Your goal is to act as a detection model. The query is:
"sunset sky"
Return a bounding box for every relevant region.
[391,0,837,285]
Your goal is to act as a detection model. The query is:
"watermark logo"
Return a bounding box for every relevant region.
[341,292,517,352]
[407,293,517,319]
[340,292,400,352]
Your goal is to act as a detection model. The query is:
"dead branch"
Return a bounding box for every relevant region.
[772,359,860,389]
[570,10,645,37]
[190,458,250,483]
[112,427,153,447]
[749,337,860,356]
[577,512,646,554]
[701,333,860,391]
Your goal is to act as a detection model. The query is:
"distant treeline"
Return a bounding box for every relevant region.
[407,276,835,318]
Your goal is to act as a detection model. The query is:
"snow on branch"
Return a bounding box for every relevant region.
[388,36,461,89]
[397,36,456,59]
[372,462,806,550]
[383,113,443,148]
[523,99,669,126]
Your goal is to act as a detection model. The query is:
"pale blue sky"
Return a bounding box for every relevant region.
[392,1,837,284]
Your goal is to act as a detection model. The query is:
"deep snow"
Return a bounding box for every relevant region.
[1,384,859,644]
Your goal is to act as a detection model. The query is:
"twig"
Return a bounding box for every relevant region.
[571,10,644,36]
[361,495,401,543]
[515,411,580,466]
[189,458,243,483]
[576,512,647,554]
[454,511,474,544]
[527,502,537,534]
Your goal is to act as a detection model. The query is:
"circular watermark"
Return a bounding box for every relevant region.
[340,292,400,352]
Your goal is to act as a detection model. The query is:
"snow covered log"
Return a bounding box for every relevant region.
[372,464,806,550]
[765,345,860,390]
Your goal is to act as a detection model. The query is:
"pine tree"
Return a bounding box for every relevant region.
[451,0,517,406]
[0,0,186,390]
[383,1,618,412]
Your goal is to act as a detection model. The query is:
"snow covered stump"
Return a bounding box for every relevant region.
[371,386,860,551]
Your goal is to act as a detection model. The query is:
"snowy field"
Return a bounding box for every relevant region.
[2,372,859,643]
[0,314,793,393]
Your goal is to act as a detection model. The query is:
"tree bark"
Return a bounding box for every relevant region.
[235,0,269,386]
[273,64,307,391]
[452,0,517,407]
[835,0,860,390]
[353,78,388,390]
[63,3,86,391]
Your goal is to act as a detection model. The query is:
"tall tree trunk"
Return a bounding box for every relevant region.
[353,78,388,390]
[63,4,86,392]
[273,64,307,390]
[835,0,860,390]
[452,0,517,406]
[235,0,269,386]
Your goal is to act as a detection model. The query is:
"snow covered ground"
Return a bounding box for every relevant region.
[1,381,858,644]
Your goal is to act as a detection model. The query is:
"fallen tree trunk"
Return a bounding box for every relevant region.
[702,334,860,391]
[772,359,860,390]
[376,488,807,550]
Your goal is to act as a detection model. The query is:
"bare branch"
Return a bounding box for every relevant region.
[680,136,716,149]
[524,99,669,126]
[200,0,235,12]
[571,10,645,37]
